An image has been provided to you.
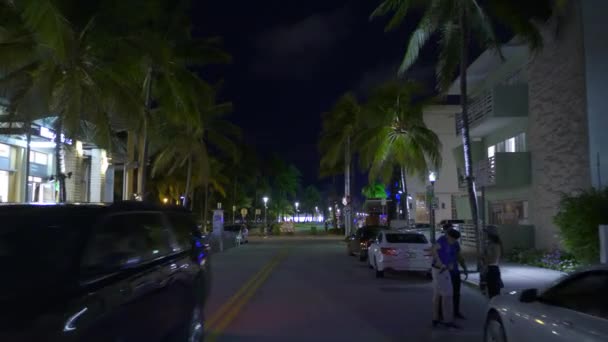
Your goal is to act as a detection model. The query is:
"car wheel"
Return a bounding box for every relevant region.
[484,312,507,342]
[375,260,384,278]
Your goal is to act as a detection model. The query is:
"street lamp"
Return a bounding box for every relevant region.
[429,172,437,243]
[263,196,269,232]
[294,202,299,222]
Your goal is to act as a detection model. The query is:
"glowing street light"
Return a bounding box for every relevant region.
[429,171,438,243]
[262,196,269,235]
[163,198,169,204]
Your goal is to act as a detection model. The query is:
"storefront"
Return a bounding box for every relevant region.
[28,150,55,203]
[0,143,11,203]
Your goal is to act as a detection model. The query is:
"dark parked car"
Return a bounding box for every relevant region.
[346,226,389,262]
[0,202,210,342]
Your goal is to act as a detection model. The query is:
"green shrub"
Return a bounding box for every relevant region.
[310,226,318,235]
[554,188,608,264]
[271,223,281,235]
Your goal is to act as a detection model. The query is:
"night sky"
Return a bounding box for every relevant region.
[193,1,437,188]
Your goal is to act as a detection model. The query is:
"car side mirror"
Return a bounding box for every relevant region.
[519,288,538,303]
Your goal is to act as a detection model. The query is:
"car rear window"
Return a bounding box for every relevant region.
[386,233,428,244]
[0,208,92,297]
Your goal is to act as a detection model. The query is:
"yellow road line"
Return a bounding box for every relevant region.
[206,254,281,328]
[206,250,288,340]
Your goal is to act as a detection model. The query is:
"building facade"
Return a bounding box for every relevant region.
[446,0,607,250]
[0,118,114,204]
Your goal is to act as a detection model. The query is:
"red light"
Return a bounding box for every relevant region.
[381,248,398,256]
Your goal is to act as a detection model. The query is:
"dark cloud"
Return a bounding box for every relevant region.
[250,6,353,79]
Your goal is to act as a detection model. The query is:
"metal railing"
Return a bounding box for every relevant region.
[455,89,493,135]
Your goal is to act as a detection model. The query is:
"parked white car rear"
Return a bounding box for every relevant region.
[368,230,432,278]
[484,265,608,342]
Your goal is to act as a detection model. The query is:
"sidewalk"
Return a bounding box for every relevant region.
[462,253,566,292]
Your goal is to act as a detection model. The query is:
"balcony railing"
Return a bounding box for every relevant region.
[455,89,493,135]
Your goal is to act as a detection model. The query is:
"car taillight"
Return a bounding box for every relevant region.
[381,248,398,256]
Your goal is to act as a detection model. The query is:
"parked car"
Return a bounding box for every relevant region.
[224,224,248,245]
[0,202,210,342]
[484,265,608,342]
[345,226,389,262]
[368,230,432,278]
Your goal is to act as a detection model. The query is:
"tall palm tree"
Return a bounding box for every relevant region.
[358,81,441,226]
[319,93,362,235]
[0,0,139,202]
[371,0,564,248]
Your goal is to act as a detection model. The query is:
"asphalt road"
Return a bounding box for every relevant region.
[204,236,489,342]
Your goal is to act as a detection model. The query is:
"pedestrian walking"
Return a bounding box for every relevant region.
[431,228,462,329]
[484,226,503,298]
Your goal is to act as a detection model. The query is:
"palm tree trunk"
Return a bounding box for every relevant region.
[344,135,351,237]
[400,166,410,224]
[183,156,192,208]
[138,67,153,201]
[459,9,481,269]
[203,184,209,232]
[54,118,66,203]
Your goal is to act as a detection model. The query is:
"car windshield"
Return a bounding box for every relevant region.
[0,209,89,298]
[386,233,427,244]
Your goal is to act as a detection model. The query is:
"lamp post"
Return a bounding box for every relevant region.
[263,196,269,233]
[294,202,299,222]
[429,171,437,243]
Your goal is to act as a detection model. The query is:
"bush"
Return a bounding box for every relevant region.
[554,188,608,264]
[506,247,579,273]
[310,226,318,235]
[271,223,281,235]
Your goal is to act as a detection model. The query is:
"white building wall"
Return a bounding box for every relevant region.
[89,149,103,203]
[408,105,462,223]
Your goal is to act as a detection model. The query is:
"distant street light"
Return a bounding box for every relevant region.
[163,198,168,204]
[429,172,437,243]
[263,196,269,233]
[294,202,299,222]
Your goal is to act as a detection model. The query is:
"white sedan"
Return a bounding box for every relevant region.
[484,265,608,342]
[368,230,432,278]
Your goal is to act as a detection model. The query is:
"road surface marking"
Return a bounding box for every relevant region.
[206,249,288,340]
[205,252,282,328]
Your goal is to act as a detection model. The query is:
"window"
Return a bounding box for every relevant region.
[541,271,608,319]
[166,212,199,252]
[29,151,48,165]
[376,232,383,243]
[0,143,9,158]
[515,132,527,152]
[487,145,495,158]
[386,233,428,244]
[505,137,516,152]
[0,171,8,203]
[81,213,172,274]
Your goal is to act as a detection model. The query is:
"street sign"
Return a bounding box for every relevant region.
[255,209,261,215]
[240,208,248,217]
[232,205,236,212]
[381,198,387,206]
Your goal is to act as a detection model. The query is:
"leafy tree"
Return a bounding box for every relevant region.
[302,185,322,221]
[358,81,441,224]
[319,93,362,234]
[362,183,387,199]
[554,188,608,264]
[371,0,565,243]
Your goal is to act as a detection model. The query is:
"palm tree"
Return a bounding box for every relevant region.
[371,0,564,248]
[0,0,139,202]
[358,81,441,226]
[319,93,362,235]
[362,183,387,199]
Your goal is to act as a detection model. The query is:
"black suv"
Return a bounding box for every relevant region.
[0,202,210,342]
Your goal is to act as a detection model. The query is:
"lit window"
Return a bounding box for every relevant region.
[35,152,48,165]
[488,145,496,158]
[0,143,9,158]
[506,138,516,152]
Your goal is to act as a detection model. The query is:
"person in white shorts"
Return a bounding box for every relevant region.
[431,229,462,329]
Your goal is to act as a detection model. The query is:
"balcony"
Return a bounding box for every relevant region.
[455,84,529,137]
[474,152,531,188]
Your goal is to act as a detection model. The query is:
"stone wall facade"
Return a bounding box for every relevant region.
[527,1,592,249]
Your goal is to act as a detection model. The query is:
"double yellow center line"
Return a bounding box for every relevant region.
[206,249,289,340]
